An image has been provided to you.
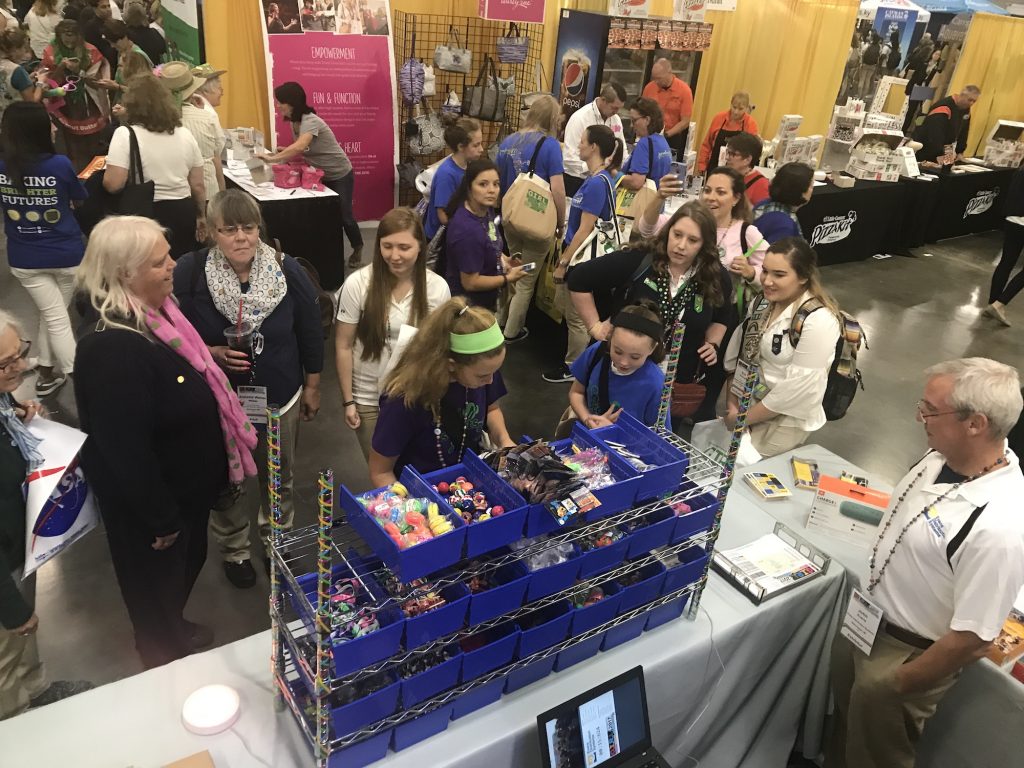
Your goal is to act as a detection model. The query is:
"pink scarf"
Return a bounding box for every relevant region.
[144,299,257,485]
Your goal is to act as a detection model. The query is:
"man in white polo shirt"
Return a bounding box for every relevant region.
[828,357,1024,768]
[562,82,628,198]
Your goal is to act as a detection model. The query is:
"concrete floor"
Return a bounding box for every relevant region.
[1,227,1019,690]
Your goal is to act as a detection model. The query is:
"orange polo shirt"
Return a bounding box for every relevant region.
[642,77,693,132]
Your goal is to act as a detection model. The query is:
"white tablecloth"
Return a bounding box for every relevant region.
[224,163,338,202]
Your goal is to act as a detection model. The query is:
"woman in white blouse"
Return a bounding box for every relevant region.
[724,237,841,457]
[336,207,450,462]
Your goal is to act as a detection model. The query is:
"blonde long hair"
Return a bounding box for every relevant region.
[75,216,168,333]
[382,298,502,417]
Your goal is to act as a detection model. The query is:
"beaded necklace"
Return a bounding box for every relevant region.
[867,451,1008,594]
[655,266,697,327]
[433,388,470,468]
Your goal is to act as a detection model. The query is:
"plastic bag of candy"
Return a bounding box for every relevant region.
[510,535,575,572]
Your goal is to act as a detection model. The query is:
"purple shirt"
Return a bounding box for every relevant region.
[372,372,508,475]
[444,205,504,311]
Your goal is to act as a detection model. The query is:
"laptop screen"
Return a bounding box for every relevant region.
[538,667,651,768]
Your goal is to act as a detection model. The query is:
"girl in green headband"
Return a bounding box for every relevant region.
[368,297,517,487]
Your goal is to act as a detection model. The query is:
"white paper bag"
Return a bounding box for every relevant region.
[690,418,762,473]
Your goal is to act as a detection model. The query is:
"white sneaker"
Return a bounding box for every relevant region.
[984,303,1011,327]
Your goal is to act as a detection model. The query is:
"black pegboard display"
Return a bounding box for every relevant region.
[394,10,546,207]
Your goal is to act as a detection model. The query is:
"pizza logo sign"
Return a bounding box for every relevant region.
[811,211,857,247]
[964,188,999,219]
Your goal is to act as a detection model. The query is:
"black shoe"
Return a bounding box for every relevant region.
[184,620,214,652]
[542,365,574,383]
[223,559,257,589]
[28,680,94,709]
[504,328,530,344]
[36,375,67,398]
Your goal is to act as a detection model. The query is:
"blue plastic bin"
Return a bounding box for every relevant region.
[645,594,690,631]
[601,613,647,651]
[326,731,391,768]
[661,546,711,595]
[504,656,556,694]
[554,633,605,672]
[341,467,467,582]
[293,564,405,679]
[451,677,504,719]
[402,582,471,649]
[422,451,529,558]
[590,411,689,501]
[516,601,572,659]
[465,559,530,626]
[624,508,677,560]
[391,703,453,752]
[617,560,668,613]
[577,532,629,580]
[670,486,721,544]
[524,542,581,601]
[400,644,463,709]
[460,623,521,682]
[568,581,622,636]
[328,672,401,737]
[525,426,640,536]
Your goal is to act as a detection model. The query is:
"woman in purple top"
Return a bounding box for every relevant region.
[368,298,516,487]
[443,158,527,311]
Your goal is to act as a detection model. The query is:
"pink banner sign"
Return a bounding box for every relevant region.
[478,0,546,25]
[267,30,396,221]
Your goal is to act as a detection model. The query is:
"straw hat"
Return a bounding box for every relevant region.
[158,61,207,101]
[191,63,227,79]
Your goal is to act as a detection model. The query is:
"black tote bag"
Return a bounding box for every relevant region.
[115,127,155,218]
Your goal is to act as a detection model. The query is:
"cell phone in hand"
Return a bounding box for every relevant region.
[520,262,538,273]
[669,162,688,194]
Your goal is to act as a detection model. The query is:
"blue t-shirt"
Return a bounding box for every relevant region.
[425,156,465,240]
[372,373,508,476]
[622,134,672,182]
[0,154,87,269]
[495,130,564,194]
[564,170,617,246]
[570,341,666,429]
[444,205,504,311]
[753,202,803,245]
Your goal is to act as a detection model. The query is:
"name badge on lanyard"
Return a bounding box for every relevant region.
[236,385,269,425]
[731,358,769,400]
[840,588,884,655]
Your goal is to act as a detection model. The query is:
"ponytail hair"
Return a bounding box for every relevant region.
[768,237,840,316]
[382,298,504,416]
[610,300,665,364]
[443,116,481,153]
[584,124,624,173]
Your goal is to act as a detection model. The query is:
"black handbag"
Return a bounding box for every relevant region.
[116,126,155,217]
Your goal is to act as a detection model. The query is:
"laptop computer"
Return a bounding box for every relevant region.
[537,666,671,768]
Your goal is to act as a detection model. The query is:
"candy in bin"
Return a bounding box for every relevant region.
[669,500,692,516]
[510,535,574,572]
[580,528,624,552]
[381,574,448,618]
[398,647,454,679]
[571,584,605,609]
[545,482,601,527]
[463,562,495,594]
[357,481,453,549]
[434,476,505,524]
[331,606,380,643]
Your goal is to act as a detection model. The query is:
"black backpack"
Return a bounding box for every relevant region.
[862,43,880,66]
[789,299,867,421]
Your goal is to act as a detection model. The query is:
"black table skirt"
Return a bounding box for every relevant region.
[797,180,907,265]
[227,179,347,290]
[924,168,1013,242]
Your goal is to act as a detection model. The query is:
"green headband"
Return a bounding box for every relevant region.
[450,322,504,355]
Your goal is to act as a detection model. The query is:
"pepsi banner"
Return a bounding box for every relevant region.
[552,10,609,122]
[23,419,97,578]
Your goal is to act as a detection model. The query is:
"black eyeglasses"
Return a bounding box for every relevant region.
[0,339,31,373]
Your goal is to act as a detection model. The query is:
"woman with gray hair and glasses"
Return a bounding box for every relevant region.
[74,215,257,668]
[0,309,93,718]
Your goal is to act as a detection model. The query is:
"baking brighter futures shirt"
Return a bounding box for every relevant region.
[870,448,1024,642]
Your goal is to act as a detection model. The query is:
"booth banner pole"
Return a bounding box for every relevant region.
[315,469,334,766]
[262,0,398,221]
[267,407,284,709]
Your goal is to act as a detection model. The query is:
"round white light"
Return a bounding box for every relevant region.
[181,684,241,736]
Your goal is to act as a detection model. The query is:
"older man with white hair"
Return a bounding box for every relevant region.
[181,64,228,204]
[828,357,1024,768]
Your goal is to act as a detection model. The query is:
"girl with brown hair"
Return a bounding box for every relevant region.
[368,297,516,486]
[336,207,451,458]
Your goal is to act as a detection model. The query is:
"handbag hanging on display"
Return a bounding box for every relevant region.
[495,65,515,97]
[496,22,529,64]
[422,64,436,97]
[434,26,472,74]
[441,88,462,117]
[463,55,507,123]
[116,126,155,217]
[399,16,425,105]
[566,174,622,268]
[407,99,445,156]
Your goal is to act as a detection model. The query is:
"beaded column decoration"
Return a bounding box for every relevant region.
[315,469,334,766]
[267,407,284,709]
[657,322,687,428]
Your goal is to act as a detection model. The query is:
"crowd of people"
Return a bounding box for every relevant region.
[0,16,1022,768]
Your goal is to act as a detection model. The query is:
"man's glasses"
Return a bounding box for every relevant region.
[915,399,963,422]
[0,339,31,373]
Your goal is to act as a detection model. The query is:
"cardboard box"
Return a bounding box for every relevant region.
[981,120,1024,168]
[776,114,803,140]
[806,475,891,546]
[846,130,905,182]
[833,174,856,188]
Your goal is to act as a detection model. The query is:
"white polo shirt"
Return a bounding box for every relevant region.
[870,448,1024,642]
[562,100,629,180]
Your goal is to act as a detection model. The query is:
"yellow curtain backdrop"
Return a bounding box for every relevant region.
[948,12,1024,157]
[691,0,858,152]
[203,1,272,139]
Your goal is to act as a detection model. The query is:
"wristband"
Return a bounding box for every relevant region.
[344,400,356,408]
